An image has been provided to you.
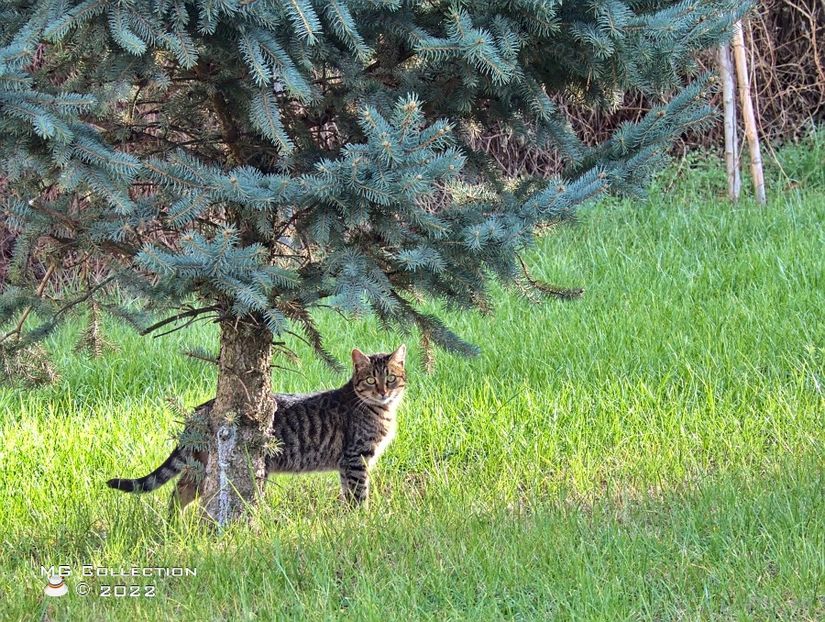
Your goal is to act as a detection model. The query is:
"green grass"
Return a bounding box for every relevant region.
[1,142,823,620]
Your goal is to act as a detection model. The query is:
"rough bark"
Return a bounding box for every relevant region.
[199,314,276,525]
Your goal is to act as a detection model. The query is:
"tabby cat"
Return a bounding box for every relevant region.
[107,345,406,508]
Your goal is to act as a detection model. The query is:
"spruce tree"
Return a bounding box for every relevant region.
[1,0,749,523]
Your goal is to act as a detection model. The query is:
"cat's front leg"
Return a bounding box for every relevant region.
[339,456,370,507]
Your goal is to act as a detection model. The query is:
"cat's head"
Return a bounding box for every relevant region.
[351,345,407,406]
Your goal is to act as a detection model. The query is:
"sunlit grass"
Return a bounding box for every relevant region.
[1,143,823,620]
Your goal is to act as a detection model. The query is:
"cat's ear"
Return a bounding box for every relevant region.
[389,344,407,366]
[351,348,370,370]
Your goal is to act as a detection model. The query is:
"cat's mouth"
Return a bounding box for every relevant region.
[364,395,399,406]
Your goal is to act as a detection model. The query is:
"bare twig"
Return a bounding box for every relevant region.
[517,255,584,301]
[0,264,56,343]
[140,304,222,336]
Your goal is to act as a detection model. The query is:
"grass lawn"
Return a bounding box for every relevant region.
[1,144,823,620]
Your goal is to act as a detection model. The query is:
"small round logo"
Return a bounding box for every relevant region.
[44,575,68,597]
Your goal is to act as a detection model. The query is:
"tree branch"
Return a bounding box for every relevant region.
[0,264,56,344]
[140,304,222,336]
[51,276,117,322]
[195,62,247,165]
[517,255,584,301]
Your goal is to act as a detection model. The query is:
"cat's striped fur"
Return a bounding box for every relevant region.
[107,345,406,507]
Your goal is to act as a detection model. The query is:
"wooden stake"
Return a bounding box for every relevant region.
[718,43,741,202]
[731,21,766,205]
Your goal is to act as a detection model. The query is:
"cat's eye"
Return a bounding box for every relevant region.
[365,377,376,385]
[387,374,397,383]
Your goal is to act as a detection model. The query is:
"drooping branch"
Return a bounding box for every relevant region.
[50,276,117,322]
[139,304,222,336]
[517,255,584,301]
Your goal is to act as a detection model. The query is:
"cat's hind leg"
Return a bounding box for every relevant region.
[168,477,198,516]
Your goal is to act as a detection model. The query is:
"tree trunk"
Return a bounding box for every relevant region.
[199,315,276,526]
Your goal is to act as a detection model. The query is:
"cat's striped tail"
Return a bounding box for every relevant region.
[106,447,186,493]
